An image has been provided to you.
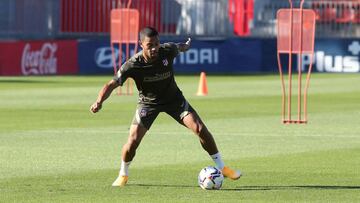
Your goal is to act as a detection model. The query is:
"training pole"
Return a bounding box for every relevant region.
[110,0,138,95]
[276,0,316,124]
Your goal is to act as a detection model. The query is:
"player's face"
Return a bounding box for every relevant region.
[140,36,160,62]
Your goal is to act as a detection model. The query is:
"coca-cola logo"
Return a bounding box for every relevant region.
[21,43,58,75]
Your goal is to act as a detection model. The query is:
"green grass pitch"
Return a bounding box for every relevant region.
[0,74,359,202]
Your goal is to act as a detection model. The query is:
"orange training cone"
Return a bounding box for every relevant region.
[196,72,208,96]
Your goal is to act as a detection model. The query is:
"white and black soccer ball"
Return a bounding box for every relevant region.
[198,166,224,190]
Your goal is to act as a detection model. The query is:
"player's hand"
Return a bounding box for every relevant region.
[185,38,191,46]
[90,102,102,113]
[179,38,191,52]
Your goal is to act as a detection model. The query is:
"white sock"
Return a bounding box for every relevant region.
[210,152,225,170]
[119,160,131,176]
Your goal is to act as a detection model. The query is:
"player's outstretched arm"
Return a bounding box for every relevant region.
[177,38,191,52]
[90,79,120,113]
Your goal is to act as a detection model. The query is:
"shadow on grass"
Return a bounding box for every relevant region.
[129,183,198,189]
[222,185,360,191]
[129,184,360,191]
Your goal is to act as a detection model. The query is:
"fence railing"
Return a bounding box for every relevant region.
[60,0,233,37]
[0,0,359,40]
[0,0,59,40]
[252,0,360,38]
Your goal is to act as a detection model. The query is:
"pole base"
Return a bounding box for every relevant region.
[282,120,307,124]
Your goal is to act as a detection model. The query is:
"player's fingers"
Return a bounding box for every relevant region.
[90,103,98,113]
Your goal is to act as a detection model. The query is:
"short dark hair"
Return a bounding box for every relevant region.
[139,27,159,42]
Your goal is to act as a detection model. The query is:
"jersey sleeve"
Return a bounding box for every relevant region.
[163,42,180,58]
[113,62,131,86]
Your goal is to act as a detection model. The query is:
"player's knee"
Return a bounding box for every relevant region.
[193,122,205,135]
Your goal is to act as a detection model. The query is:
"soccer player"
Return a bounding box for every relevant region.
[90,27,241,187]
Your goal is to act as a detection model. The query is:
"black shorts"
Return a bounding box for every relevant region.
[131,97,195,130]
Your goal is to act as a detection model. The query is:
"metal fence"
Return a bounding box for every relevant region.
[60,0,232,37]
[252,0,360,38]
[0,0,359,40]
[0,0,59,40]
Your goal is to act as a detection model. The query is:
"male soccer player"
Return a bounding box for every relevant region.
[90,27,241,187]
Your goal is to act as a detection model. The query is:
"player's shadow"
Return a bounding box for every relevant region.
[129,183,198,188]
[222,185,360,191]
[127,184,360,191]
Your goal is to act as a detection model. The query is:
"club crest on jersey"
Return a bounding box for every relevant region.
[140,108,148,117]
[162,59,169,66]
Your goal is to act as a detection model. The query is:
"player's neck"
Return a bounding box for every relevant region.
[142,53,156,64]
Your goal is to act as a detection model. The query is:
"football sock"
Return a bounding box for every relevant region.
[210,152,225,170]
[119,160,131,176]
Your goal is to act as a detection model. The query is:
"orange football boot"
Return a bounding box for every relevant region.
[112,176,128,187]
[222,166,242,180]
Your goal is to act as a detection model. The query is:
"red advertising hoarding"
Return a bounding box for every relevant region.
[0,40,78,76]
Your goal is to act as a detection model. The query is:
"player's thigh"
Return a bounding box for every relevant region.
[165,98,204,131]
[131,104,159,130]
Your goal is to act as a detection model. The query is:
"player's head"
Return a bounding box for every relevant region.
[139,26,159,42]
[139,27,160,61]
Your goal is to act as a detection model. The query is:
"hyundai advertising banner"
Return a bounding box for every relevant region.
[173,39,262,73]
[78,38,360,75]
[77,39,138,75]
[0,40,78,76]
[78,40,111,75]
[77,38,263,74]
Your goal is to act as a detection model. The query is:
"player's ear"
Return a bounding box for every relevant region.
[139,40,143,49]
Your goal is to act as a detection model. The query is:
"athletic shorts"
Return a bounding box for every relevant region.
[131,97,195,130]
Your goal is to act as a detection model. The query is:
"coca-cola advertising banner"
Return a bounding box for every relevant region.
[0,40,78,76]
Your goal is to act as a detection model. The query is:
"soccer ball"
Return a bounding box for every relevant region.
[198,166,224,190]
